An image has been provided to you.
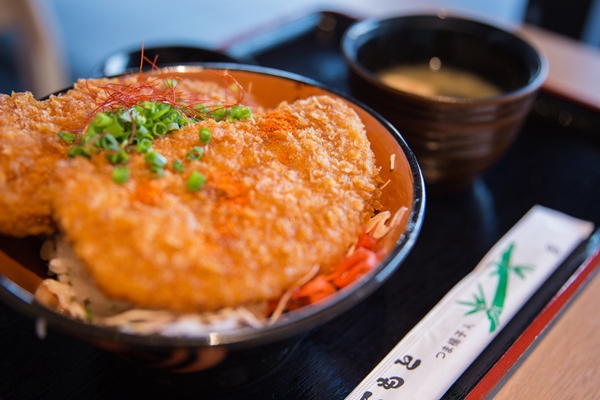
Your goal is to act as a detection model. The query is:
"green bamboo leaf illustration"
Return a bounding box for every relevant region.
[458,242,535,333]
[513,265,534,279]
[487,305,502,332]
[457,284,487,315]
[487,243,534,332]
[488,244,513,329]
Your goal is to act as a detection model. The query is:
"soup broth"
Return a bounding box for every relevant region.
[378,64,502,98]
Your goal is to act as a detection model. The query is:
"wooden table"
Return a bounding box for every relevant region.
[493,269,600,399]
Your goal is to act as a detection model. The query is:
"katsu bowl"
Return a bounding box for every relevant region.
[0,64,424,387]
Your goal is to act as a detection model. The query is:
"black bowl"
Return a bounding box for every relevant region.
[97,45,250,77]
[342,14,547,196]
[0,64,425,391]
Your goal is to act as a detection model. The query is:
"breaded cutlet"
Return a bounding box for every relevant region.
[0,90,96,236]
[51,95,381,312]
[0,75,246,237]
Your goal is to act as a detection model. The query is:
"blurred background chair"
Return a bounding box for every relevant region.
[0,0,70,97]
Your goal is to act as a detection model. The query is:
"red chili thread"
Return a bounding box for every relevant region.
[72,43,247,139]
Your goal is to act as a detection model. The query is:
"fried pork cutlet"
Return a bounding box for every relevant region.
[0,90,96,236]
[51,95,381,312]
[0,76,249,237]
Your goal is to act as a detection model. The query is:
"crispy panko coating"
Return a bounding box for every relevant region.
[0,90,96,236]
[0,75,245,237]
[51,95,381,312]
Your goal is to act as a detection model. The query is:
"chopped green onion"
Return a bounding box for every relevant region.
[211,106,225,121]
[100,134,120,151]
[186,171,206,192]
[144,151,167,168]
[117,110,132,123]
[137,138,152,153]
[153,103,171,119]
[67,145,89,158]
[152,122,168,137]
[105,122,125,138]
[166,121,180,131]
[60,100,251,185]
[199,128,212,144]
[136,125,149,137]
[58,131,77,143]
[142,101,154,111]
[230,104,252,120]
[92,112,113,128]
[173,159,184,173]
[150,165,165,178]
[112,166,130,184]
[164,78,177,88]
[133,111,146,126]
[83,302,93,322]
[164,109,180,122]
[186,146,204,161]
[193,104,208,119]
[106,149,129,164]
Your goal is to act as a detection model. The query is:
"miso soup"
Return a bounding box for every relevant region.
[378,63,502,98]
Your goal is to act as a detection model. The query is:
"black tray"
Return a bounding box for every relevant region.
[1,11,599,400]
